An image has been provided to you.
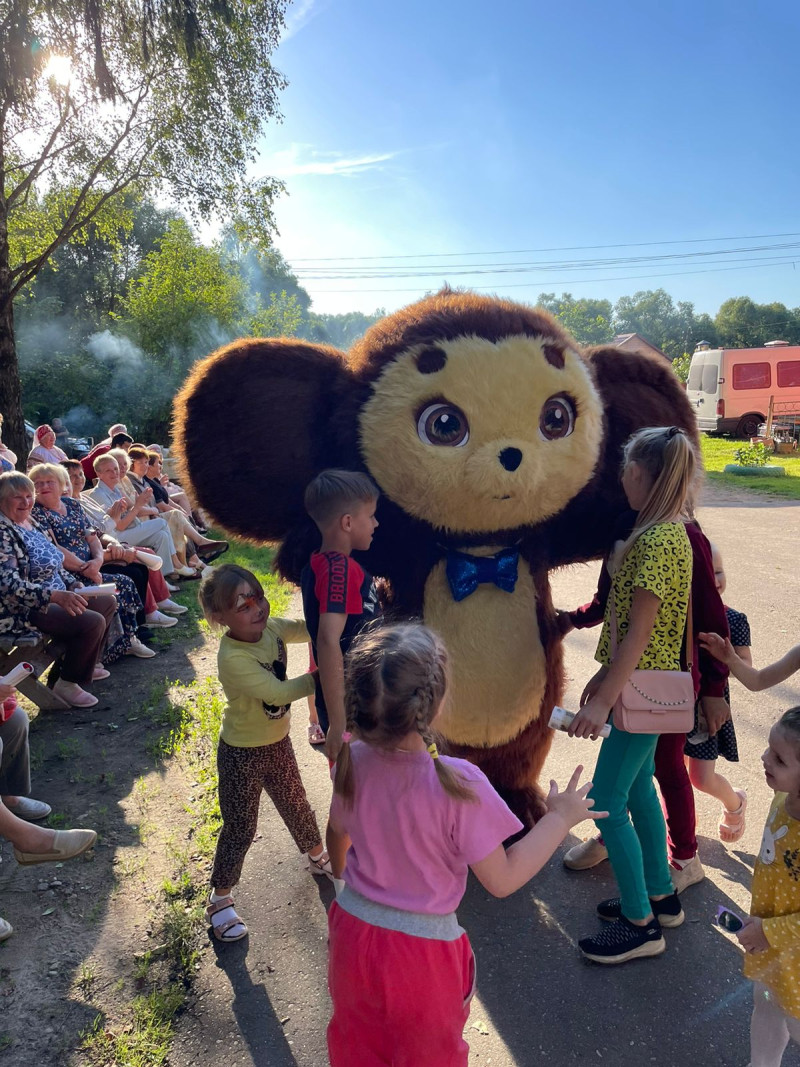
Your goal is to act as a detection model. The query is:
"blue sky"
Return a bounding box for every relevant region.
[254,0,800,317]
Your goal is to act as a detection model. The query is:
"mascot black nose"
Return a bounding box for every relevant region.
[498,447,523,471]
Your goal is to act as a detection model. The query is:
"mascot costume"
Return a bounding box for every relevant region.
[174,288,697,825]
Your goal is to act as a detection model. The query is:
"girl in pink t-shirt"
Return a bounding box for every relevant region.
[326,623,605,1067]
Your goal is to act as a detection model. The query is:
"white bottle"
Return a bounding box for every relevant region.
[548,706,611,739]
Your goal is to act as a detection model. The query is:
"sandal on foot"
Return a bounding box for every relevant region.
[206,896,248,942]
[307,850,334,880]
[720,789,747,844]
[307,722,326,746]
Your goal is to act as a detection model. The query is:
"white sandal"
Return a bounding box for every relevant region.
[206,896,248,942]
[307,849,334,880]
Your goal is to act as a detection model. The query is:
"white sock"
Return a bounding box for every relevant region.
[673,855,694,869]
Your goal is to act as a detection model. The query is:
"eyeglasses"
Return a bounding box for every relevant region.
[715,906,744,933]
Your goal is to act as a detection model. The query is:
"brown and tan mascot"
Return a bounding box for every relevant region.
[174,289,697,826]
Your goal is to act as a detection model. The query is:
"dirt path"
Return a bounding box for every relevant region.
[0,614,216,1066]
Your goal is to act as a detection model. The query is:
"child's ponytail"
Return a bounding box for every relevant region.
[632,426,697,535]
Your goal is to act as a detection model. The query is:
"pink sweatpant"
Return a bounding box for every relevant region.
[327,901,475,1066]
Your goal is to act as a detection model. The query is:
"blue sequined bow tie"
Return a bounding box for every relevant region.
[445,546,519,602]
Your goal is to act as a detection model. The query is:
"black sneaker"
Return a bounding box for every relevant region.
[579,915,665,964]
[596,892,684,929]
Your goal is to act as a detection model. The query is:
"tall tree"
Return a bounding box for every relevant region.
[0,0,287,461]
[612,288,698,360]
[536,292,614,346]
[714,297,800,348]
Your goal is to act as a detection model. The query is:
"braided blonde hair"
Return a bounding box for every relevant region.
[334,622,475,805]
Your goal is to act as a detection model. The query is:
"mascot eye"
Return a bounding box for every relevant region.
[417,403,470,447]
[539,395,576,440]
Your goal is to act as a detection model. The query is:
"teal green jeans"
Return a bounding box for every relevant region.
[589,725,674,920]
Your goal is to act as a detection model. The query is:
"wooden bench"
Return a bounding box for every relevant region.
[0,634,70,711]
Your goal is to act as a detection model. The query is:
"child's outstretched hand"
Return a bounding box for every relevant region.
[698,632,736,665]
[546,765,608,830]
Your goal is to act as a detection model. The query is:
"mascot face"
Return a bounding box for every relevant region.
[358,332,604,533]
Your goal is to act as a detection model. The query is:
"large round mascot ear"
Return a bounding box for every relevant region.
[173,338,355,541]
[544,345,699,566]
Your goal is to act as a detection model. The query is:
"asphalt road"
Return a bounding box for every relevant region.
[170,486,800,1067]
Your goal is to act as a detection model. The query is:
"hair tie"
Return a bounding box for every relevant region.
[427,742,439,760]
[341,731,352,743]
[667,425,682,439]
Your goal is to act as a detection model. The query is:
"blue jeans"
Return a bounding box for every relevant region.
[589,725,674,920]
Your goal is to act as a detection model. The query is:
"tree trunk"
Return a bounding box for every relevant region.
[0,184,28,468]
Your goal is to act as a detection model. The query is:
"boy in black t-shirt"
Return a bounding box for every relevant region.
[300,470,380,761]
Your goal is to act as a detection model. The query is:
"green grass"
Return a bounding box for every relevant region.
[148,538,292,652]
[701,434,800,499]
[81,679,224,1067]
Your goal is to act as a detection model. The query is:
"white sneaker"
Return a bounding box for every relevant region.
[52,679,98,707]
[146,610,178,628]
[175,566,196,578]
[126,636,157,658]
[671,854,705,894]
[165,582,179,593]
[563,836,609,870]
[157,599,188,615]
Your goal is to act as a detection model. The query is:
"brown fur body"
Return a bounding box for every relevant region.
[174,290,698,826]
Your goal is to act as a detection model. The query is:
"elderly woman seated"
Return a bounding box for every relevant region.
[26,425,68,471]
[145,444,203,523]
[126,446,227,568]
[0,681,97,940]
[61,460,186,626]
[85,455,194,579]
[29,463,156,660]
[0,471,117,708]
[114,447,201,575]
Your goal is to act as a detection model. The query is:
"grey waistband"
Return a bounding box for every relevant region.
[336,885,464,942]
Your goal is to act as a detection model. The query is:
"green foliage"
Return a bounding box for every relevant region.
[249,289,304,337]
[671,352,692,384]
[733,442,770,467]
[124,219,247,364]
[714,297,800,348]
[537,293,614,345]
[701,435,800,499]
[310,309,386,349]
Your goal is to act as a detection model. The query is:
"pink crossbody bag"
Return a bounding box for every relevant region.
[610,591,695,734]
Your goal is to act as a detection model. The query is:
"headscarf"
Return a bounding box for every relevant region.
[34,425,54,445]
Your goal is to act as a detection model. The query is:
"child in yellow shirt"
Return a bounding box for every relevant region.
[199,564,332,942]
[739,708,800,1066]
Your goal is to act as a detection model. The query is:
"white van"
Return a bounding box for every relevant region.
[686,340,800,437]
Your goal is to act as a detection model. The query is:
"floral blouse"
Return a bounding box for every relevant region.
[33,498,95,563]
[0,513,77,638]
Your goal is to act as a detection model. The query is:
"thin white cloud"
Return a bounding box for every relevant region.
[264,143,399,178]
[281,0,324,41]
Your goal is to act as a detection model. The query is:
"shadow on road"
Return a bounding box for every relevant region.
[209,936,300,1067]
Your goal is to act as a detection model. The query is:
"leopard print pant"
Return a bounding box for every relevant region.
[211,735,322,889]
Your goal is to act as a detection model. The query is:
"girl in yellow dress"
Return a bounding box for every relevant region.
[740,708,800,1066]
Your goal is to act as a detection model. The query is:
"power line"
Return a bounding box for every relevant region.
[288,230,800,265]
[292,245,800,281]
[308,257,799,294]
